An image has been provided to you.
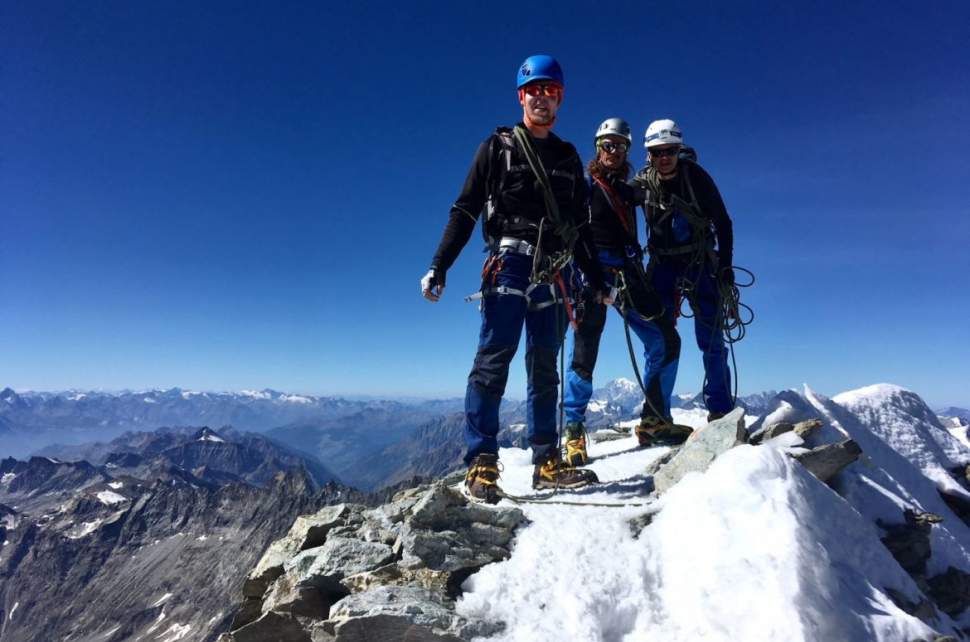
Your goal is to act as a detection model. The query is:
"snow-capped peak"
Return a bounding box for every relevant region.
[832,383,912,408]
[194,428,225,443]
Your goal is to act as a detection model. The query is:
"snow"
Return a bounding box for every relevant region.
[45,457,61,464]
[239,389,271,400]
[157,623,192,642]
[1,473,16,484]
[108,481,124,490]
[96,490,127,505]
[152,593,173,607]
[143,397,158,404]
[8,601,17,620]
[196,535,208,541]
[197,432,225,443]
[282,394,312,404]
[67,520,102,539]
[457,396,970,642]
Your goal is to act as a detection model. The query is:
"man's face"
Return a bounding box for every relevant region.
[597,135,629,169]
[649,144,680,175]
[519,82,562,126]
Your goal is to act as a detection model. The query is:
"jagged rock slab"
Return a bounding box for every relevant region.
[246,504,361,597]
[397,484,524,573]
[749,418,822,445]
[286,537,396,588]
[793,439,862,483]
[320,586,491,641]
[653,408,747,494]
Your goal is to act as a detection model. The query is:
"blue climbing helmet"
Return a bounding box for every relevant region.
[516,55,564,89]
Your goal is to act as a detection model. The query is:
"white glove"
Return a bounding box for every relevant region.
[421,268,445,302]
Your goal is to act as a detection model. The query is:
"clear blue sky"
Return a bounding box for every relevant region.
[3,1,969,407]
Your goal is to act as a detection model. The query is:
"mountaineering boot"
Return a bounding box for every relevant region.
[464,453,502,505]
[532,452,599,490]
[563,421,588,467]
[707,411,728,422]
[635,416,693,447]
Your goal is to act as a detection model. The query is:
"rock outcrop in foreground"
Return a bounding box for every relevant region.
[220,484,525,641]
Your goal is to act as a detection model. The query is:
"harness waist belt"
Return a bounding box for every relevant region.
[498,237,537,257]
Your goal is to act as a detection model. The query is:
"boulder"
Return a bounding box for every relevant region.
[878,510,940,576]
[793,439,862,483]
[397,483,524,574]
[286,537,396,587]
[231,611,312,642]
[749,418,823,445]
[322,586,494,641]
[653,408,747,494]
[245,504,360,597]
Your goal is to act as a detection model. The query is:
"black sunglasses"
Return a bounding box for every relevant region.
[648,147,680,158]
[598,140,630,154]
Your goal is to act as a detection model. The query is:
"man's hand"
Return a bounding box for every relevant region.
[597,286,619,306]
[421,268,446,302]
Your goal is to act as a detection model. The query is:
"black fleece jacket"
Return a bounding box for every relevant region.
[429,125,605,291]
[631,161,733,269]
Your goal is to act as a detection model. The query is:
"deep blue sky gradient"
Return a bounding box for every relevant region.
[3,1,969,406]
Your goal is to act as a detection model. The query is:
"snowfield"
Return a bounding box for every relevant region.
[456,390,970,642]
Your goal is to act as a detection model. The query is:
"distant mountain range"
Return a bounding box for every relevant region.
[0,426,399,642]
[0,382,786,490]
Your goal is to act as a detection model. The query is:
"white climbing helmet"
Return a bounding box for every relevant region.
[595,118,633,144]
[644,119,683,148]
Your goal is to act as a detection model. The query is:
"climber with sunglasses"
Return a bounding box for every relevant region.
[561,119,688,465]
[631,119,736,426]
[420,55,610,503]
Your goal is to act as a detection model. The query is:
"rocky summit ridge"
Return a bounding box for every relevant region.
[218,387,970,642]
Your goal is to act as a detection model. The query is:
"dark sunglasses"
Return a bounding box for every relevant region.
[648,147,680,158]
[597,140,630,154]
[522,83,563,98]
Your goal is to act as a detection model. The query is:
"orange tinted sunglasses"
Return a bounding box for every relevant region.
[521,83,563,98]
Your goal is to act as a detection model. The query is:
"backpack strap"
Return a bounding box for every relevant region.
[482,128,516,246]
[511,124,578,250]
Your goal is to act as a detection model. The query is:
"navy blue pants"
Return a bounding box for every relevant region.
[650,257,733,414]
[464,252,567,465]
[563,250,680,424]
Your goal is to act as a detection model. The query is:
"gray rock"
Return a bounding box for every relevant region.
[286,536,397,586]
[653,408,747,494]
[793,419,823,438]
[879,510,939,576]
[644,450,676,476]
[396,484,524,574]
[324,586,491,641]
[231,597,264,630]
[749,421,793,445]
[262,571,337,618]
[231,611,312,642]
[750,418,823,446]
[793,439,862,483]
[927,566,970,618]
[246,504,358,597]
[332,615,463,641]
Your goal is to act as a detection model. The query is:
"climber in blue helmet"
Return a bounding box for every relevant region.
[420,55,611,503]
